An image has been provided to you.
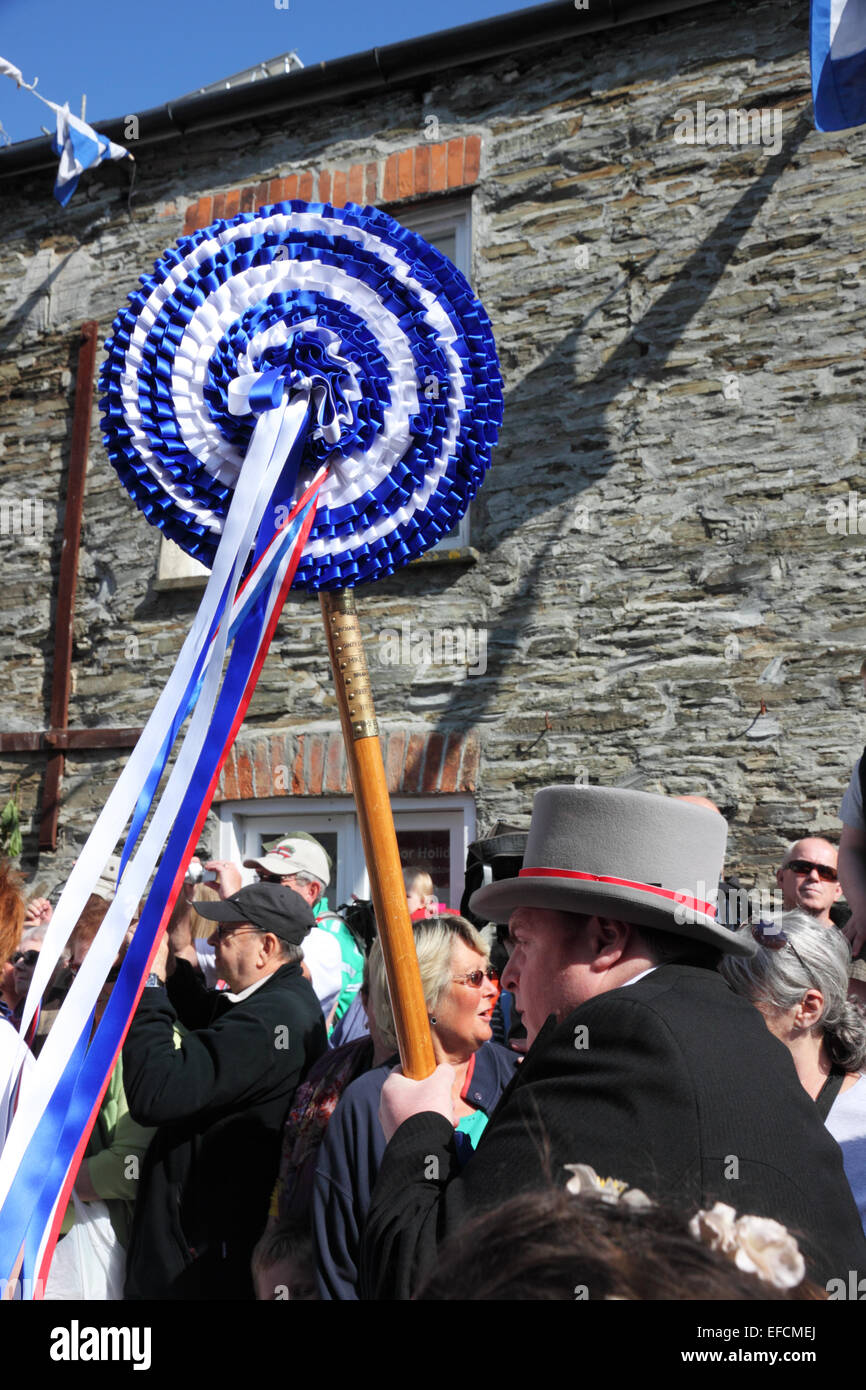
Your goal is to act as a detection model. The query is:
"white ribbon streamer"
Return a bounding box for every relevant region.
[0,394,306,1241]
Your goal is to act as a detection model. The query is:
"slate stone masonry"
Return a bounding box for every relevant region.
[1,0,865,901]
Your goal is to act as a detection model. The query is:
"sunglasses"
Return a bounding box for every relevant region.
[784,859,837,883]
[751,921,810,976]
[211,925,264,942]
[12,950,39,968]
[452,966,500,988]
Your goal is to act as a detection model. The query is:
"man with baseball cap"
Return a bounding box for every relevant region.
[123,883,326,1299]
[361,785,866,1298]
[244,833,364,1030]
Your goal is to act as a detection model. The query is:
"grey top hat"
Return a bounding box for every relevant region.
[469,785,755,957]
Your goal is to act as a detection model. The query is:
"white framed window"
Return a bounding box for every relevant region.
[397,198,473,552]
[155,535,210,590]
[396,198,472,280]
[215,793,475,911]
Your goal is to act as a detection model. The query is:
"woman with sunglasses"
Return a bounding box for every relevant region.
[312,913,519,1299]
[721,910,866,1233]
[10,930,44,1030]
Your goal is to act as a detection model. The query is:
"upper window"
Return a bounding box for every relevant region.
[397,198,472,279]
[397,199,473,552]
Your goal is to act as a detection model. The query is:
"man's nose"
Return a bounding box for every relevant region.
[501,957,517,992]
[207,929,219,948]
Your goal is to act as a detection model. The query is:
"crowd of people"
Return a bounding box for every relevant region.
[2,777,866,1301]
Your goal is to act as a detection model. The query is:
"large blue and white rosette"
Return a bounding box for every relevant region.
[0,201,503,1298]
[99,199,504,587]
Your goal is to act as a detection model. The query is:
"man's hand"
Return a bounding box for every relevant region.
[379,1062,455,1144]
[179,860,202,904]
[204,860,242,900]
[167,903,195,955]
[23,897,52,929]
[845,914,866,959]
[150,935,170,984]
[839,824,866,959]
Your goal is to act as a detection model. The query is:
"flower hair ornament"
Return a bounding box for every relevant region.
[563,1166,806,1292]
[563,1163,653,1209]
[688,1202,806,1291]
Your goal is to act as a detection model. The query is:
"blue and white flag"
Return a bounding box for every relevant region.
[0,56,134,206]
[51,102,131,206]
[812,0,866,130]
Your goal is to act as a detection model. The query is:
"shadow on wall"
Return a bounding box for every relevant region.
[421,108,813,738]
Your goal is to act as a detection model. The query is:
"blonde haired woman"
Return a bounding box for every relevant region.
[313,914,518,1299]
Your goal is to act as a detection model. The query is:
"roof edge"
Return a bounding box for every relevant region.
[0,0,721,179]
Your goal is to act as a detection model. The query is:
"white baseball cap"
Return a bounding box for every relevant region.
[243,834,330,887]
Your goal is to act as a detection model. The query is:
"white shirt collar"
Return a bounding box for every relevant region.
[619,965,657,989]
[224,975,271,1004]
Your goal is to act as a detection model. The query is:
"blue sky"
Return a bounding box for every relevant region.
[1,0,551,146]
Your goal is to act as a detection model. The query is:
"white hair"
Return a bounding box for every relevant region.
[720,910,866,1071]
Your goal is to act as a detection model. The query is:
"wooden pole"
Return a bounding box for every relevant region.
[320,589,435,1080]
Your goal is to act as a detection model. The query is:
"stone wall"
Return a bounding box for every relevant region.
[2,0,865,899]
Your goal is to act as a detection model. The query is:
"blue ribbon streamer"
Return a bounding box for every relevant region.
[116,402,310,882]
[2,496,315,1289]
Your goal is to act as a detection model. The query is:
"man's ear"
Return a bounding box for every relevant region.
[589,917,631,968]
[775,867,784,889]
[261,932,282,961]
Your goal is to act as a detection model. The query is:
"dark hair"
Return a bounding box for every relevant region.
[415,1187,820,1301]
[534,914,722,971]
[636,923,722,971]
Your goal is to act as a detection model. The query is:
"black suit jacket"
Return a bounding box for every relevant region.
[123,960,326,1299]
[361,964,866,1298]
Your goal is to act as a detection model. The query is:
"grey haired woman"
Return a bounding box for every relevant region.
[721,910,866,1233]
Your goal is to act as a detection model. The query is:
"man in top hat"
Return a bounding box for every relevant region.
[361,786,866,1298]
[123,882,326,1300]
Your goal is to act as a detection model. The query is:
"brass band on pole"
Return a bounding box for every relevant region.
[320,589,436,1080]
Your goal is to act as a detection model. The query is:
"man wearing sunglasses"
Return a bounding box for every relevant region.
[122,882,327,1300]
[776,838,843,927]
